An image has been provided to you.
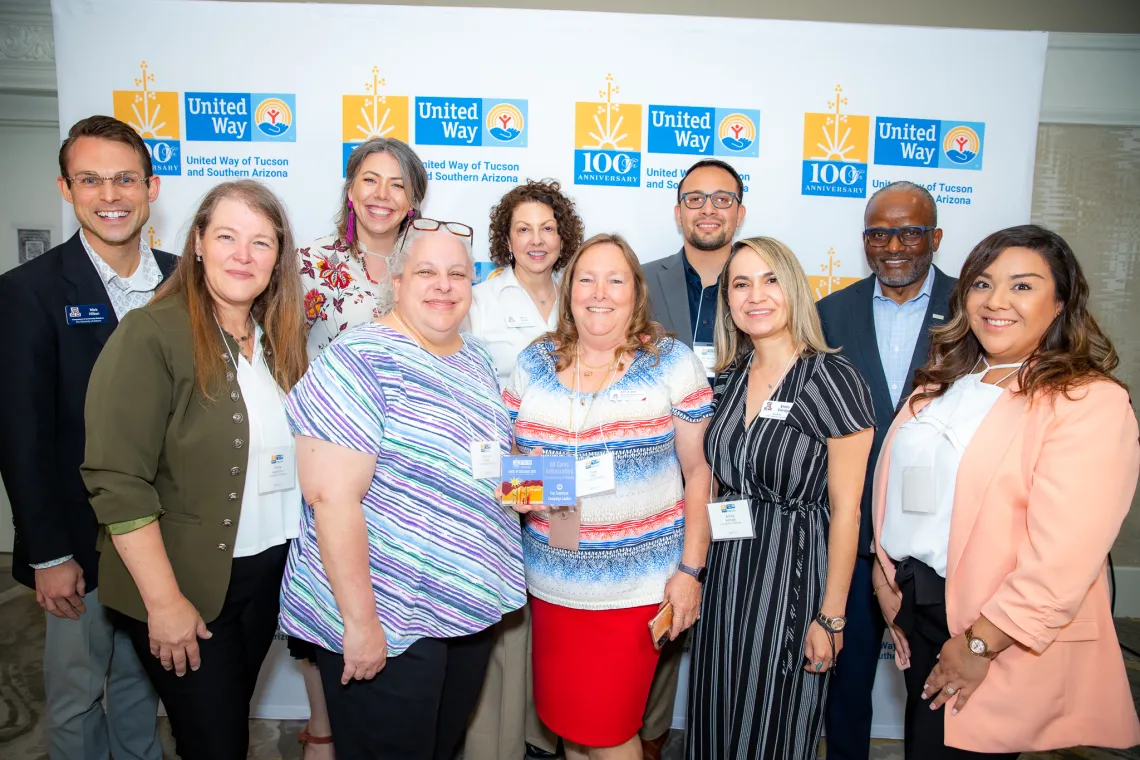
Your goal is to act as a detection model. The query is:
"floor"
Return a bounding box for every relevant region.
[1,553,1137,759]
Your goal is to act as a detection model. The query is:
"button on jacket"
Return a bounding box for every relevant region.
[82,293,255,623]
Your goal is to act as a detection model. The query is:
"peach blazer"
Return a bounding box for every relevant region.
[873,378,1140,753]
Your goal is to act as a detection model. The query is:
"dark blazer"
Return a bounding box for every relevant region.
[82,293,259,623]
[0,232,177,591]
[645,248,694,347]
[816,267,956,557]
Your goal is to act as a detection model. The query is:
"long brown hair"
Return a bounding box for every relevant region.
[911,224,1123,411]
[546,233,665,371]
[154,180,308,397]
[713,237,834,373]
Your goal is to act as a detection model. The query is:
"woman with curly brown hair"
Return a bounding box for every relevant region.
[872,224,1140,759]
[465,179,585,388]
[463,179,584,760]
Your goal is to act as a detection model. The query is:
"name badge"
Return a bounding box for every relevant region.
[65,304,109,325]
[548,501,581,552]
[259,447,296,495]
[707,499,755,541]
[608,388,647,403]
[470,440,501,480]
[901,466,936,514]
[576,452,616,497]
[505,314,537,329]
[758,400,794,420]
[694,342,717,378]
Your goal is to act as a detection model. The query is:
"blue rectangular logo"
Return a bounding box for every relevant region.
[574,149,640,187]
[185,92,252,141]
[414,97,527,148]
[65,304,109,325]
[647,105,714,155]
[714,108,760,158]
[250,94,296,142]
[874,117,941,168]
[144,138,180,175]
[801,161,867,197]
[938,120,984,170]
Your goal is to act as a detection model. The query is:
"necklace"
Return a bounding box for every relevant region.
[222,316,253,343]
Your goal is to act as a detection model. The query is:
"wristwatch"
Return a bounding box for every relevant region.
[816,612,847,632]
[965,627,998,659]
[678,563,708,583]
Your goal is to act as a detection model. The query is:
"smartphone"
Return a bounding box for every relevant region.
[648,603,674,651]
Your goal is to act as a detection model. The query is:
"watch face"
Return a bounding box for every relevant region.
[696,567,708,583]
[969,638,986,655]
[831,618,846,631]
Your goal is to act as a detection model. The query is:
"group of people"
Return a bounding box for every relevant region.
[0,113,1137,760]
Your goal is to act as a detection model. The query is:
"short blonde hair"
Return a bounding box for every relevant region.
[713,237,834,373]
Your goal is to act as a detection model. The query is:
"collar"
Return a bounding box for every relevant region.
[873,266,935,304]
[80,229,162,292]
[491,264,562,293]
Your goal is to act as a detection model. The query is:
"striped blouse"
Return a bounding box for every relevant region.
[503,337,714,611]
[278,323,526,656]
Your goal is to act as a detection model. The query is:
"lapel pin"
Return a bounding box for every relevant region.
[932,314,944,320]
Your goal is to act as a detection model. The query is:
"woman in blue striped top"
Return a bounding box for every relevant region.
[279,219,526,760]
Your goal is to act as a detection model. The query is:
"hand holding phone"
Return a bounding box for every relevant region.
[649,603,674,651]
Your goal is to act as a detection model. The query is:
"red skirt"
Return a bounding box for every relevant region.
[530,595,661,747]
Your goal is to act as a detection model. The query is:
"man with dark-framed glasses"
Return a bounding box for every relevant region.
[642,158,746,760]
[817,180,956,760]
[0,115,178,760]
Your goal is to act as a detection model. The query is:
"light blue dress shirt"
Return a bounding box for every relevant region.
[872,267,934,407]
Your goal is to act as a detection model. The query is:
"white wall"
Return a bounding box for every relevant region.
[0,123,62,553]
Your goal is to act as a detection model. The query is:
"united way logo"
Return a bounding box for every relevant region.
[342,67,409,176]
[646,106,759,158]
[112,61,181,175]
[184,92,296,142]
[810,248,860,301]
[574,74,642,187]
[414,97,527,147]
[874,118,984,171]
[801,85,869,198]
[941,123,984,170]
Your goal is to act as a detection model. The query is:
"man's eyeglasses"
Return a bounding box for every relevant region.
[412,218,473,238]
[679,190,740,210]
[863,226,936,248]
[65,172,150,191]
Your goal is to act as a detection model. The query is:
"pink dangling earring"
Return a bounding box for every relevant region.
[345,200,356,246]
[407,209,414,218]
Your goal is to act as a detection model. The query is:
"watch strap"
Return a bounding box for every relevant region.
[678,563,706,583]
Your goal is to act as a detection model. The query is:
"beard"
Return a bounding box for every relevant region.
[869,249,935,288]
[686,226,731,252]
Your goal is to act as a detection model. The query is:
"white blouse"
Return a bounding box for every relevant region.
[879,370,1012,577]
[465,266,560,388]
[230,326,302,558]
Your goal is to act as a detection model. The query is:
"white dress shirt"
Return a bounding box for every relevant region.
[80,229,164,320]
[229,325,302,557]
[466,266,560,388]
[879,370,1009,577]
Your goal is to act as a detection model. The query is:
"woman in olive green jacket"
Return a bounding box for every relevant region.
[82,180,308,760]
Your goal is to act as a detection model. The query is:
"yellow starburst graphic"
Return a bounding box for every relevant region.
[810,247,861,301]
[342,66,408,143]
[112,61,180,140]
[802,85,868,163]
[575,74,641,151]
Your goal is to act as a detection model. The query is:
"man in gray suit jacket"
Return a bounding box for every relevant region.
[641,158,746,759]
[817,181,957,760]
[646,159,747,363]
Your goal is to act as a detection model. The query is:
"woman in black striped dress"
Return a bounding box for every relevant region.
[686,237,874,759]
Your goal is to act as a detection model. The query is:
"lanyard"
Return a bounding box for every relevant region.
[707,346,801,502]
[570,344,621,456]
[391,311,496,445]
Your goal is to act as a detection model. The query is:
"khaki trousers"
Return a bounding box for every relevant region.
[463,605,684,759]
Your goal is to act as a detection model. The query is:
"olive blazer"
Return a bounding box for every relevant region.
[82,293,257,623]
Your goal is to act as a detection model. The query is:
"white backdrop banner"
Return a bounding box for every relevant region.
[52,0,1047,735]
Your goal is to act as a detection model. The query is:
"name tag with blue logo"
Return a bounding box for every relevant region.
[65,304,109,325]
[707,498,755,541]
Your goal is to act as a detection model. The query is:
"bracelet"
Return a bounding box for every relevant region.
[872,580,891,594]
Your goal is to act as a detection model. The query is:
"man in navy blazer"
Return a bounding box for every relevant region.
[817,181,956,760]
[0,116,177,760]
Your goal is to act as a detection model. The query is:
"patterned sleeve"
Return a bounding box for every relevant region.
[502,343,536,423]
[664,340,715,422]
[796,353,876,440]
[285,338,386,454]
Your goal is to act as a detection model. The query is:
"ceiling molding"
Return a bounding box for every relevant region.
[0,0,55,95]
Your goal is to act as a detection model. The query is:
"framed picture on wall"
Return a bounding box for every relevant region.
[14,226,56,264]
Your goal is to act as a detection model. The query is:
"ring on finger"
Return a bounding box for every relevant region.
[943,685,956,696]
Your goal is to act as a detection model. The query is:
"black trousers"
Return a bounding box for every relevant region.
[893,558,1020,760]
[116,542,289,760]
[315,627,495,760]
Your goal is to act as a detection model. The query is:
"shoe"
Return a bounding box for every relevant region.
[641,730,669,760]
[526,742,558,759]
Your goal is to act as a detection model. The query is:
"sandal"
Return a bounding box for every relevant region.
[298,722,334,748]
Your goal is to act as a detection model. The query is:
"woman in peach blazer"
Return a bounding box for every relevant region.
[871,224,1140,759]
